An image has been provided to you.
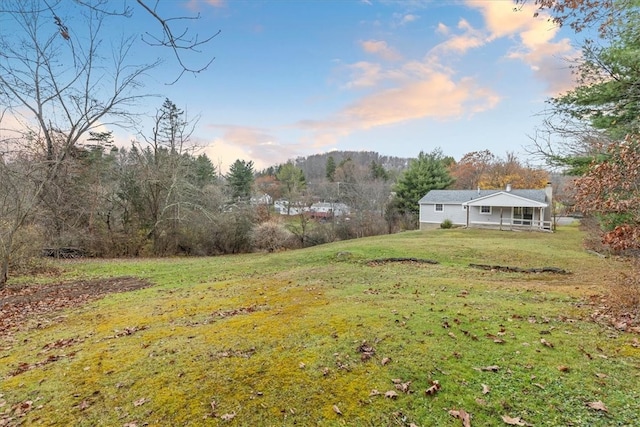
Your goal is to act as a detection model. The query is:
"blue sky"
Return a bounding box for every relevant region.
[7,0,582,172]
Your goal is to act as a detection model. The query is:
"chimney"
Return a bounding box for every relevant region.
[506,183,512,192]
[477,185,480,195]
[545,181,553,203]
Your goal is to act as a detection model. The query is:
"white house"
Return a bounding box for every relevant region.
[418,184,553,231]
[308,202,350,219]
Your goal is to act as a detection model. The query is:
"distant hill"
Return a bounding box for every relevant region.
[289,151,411,182]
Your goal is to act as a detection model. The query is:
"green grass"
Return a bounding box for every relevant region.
[1,224,639,426]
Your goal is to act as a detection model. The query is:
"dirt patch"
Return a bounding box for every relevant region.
[367,257,439,266]
[0,277,153,340]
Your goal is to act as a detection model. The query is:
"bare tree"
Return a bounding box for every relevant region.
[0,1,160,286]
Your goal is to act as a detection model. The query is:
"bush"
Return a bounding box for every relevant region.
[594,260,640,331]
[252,220,295,252]
[440,219,453,229]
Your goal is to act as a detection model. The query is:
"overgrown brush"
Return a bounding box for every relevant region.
[606,260,640,329]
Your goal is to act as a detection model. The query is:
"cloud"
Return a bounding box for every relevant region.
[466,0,578,94]
[360,40,402,61]
[436,22,450,36]
[202,125,299,173]
[342,61,384,88]
[400,14,418,25]
[299,69,501,138]
[185,0,225,11]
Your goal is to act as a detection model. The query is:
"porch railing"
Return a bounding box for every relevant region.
[469,219,553,231]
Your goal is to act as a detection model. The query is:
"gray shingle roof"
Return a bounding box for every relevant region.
[418,189,547,204]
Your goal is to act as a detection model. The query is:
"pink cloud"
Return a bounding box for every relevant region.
[466,0,579,95]
[299,70,501,140]
[360,40,402,61]
[203,125,300,172]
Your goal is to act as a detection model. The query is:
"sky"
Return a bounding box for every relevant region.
[4,0,583,173]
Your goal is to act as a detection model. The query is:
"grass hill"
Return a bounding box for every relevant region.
[1,225,639,426]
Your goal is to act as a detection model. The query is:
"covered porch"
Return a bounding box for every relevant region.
[462,193,551,231]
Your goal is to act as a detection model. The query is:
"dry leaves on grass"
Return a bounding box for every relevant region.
[384,390,398,399]
[586,401,608,412]
[0,277,152,339]
[449,409,472,427]
[332,405,343,416]
[425,380,441,396]
[540,338,554,348]
[133,397,148,407]
[220,412,236,421]
[501,415,532,426]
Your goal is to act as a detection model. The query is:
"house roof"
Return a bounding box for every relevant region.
[463,192,547,208]
[419,189,548,206]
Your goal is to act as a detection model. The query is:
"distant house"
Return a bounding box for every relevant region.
[418,184,553,231]
[274,199,308,216]
[274,200,350,218]
[308,202,350,219]
[251,193,273,206]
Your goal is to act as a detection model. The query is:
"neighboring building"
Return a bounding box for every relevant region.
[274,200,350,218]
[308,202,350,219]
[418,183,553,231]
[250,193,273,206]
[274,199,308,216]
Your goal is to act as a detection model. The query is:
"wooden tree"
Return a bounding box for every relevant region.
[573,135,640,251]
[449,150,496,189]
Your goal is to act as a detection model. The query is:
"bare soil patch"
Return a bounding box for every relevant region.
[0,277,153,340]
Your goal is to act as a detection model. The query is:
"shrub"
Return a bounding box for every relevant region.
[252,220,295,252]
[440,219,453,229]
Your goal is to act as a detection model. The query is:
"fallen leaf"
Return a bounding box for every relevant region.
[480,365,500,372]
[425,380,441,395]
[501,415,529,426]
[384,390,398,399]
[586,401,608,412]
[395,381,412,393]
[298,362,306,369]
[595,373,608,378]
[221,412,236,421]
[540,338,554,348]
[482,384,490,394]
[133,397,147,407]
[449,408,472,427]
[123,423,138,427]
[557,365,570,372]
[77,400,90,410]
[448,332,457,339]
[381,357,391,366]
[369,389,381,397]
[333,405,343,415]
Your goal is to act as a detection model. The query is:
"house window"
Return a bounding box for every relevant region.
[513,207,534,225]
[480,205,491,214]
[435,204,443,212]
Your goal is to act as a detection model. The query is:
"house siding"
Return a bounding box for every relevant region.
[419,203,467,228]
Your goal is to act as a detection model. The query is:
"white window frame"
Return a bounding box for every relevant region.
[480,205,491,215]
[434,203,444,212]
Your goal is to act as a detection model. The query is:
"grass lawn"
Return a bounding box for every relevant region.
[1,224,639,426]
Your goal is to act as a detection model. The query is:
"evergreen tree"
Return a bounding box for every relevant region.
[226,160,255,202]
[394,149,454,215]
[326,156,336,182]
[277,162,306,199]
